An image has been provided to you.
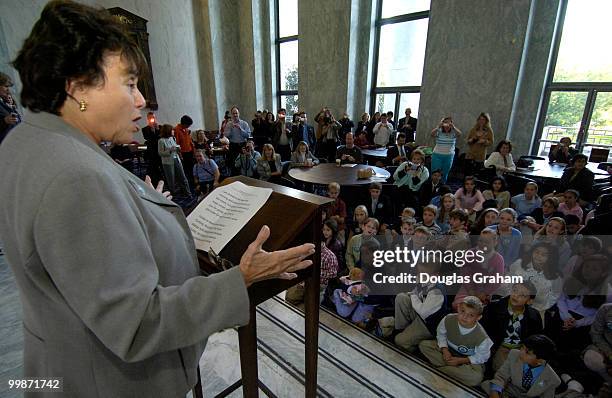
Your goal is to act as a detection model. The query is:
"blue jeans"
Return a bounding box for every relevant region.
[431,152,454,182]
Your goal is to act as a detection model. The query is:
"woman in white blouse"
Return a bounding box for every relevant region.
[484,139,516,176]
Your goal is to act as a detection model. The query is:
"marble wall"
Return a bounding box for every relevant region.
[299,0,352,120]
[0,0,206,136]
[418,0,532,149]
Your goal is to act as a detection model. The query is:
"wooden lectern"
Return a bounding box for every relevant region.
[191,176,333,397]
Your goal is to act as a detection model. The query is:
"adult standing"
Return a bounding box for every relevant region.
[0,2,314,396]
[430,116,462,182]
[174,114,195,189]
[141,111,163,185]
[158,124,191,197]
[291,111,316,152]
[373,113,394,147]
[226,105,251,167]
[338,112,354,143]
[397,107,417,143]
[465,112,494,174]
[315,108,341,162]
[272,108,292,161]
[0,72,22,144]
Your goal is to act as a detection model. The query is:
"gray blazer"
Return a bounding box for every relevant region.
[481,349,561,398]
[0,112,250,397]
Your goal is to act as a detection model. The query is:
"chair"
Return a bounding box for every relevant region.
[589,148,610,163]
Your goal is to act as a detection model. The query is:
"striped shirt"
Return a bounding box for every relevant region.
[433,128,458,155]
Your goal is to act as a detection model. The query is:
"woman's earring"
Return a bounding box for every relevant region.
[79,100,87,112]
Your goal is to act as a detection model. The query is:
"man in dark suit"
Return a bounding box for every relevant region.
[141,111,163,185]
[386,132,412,166]
[291,111,316,152]
[419,168,444,205]
[363,182,394,230]
[397,107,418,143]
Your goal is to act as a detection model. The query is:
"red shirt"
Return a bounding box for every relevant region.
[327,198,347,231]
[174,124,194,153]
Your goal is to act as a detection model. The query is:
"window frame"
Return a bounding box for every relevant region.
[275,0,298,112]
[532,0,612,156]
[369,1,429,121]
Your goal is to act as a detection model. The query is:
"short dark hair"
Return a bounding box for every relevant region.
[564,214,581,226]
[13,0,147,115]
[523,334,556,361]
[387,111,393,117]
[369,182,382,191]
[495,139,513,153]
[513,280,537,298]
[431,169,443,175]
[572,153,588,163]
[449,208,468,223]
[438,185,452,196]
[180,115,193,126]
[396,132,406,140]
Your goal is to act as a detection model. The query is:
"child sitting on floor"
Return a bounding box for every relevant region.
[482,334,560,398]
[417,204,442,236]
[481,281,543,371]
[393,258,450,352]
[418,296,493,387]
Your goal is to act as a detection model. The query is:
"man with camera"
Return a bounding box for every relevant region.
[0,72,21,145]
[291,111,316,151]
[234,139,261,178]
[273,108,292,161]
[335,132,363,164]
[373,113,394,147]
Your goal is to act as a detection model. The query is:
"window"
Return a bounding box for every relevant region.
[534,0,612,162]
[275,0,298,114]
[370,0,430,136]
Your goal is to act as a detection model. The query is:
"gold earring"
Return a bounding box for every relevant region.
[79,100,87,112]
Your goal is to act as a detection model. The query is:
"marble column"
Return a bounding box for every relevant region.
[418,0,533,150]
[298,0,352,119]
[506,0,560,156]
[193,0,275,130]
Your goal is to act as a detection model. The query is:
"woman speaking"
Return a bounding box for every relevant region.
[0,1,314,396]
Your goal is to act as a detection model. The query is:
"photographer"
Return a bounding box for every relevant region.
[0,72,22,144]
[272,108,292,161]
[373,113,394,147]
[548,136,578,164]
[234,139,261,178]
[335,132,363,164]
[291,111,316,151]
[251,110,267,150]
[393,149,430,212]
[315,107,341,162]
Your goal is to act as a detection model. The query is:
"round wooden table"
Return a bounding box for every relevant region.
[288,163,390,185]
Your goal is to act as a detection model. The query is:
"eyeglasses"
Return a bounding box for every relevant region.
[208,247,235,271]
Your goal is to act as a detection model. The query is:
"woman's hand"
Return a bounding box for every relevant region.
[239,225,315,286]
[145,176,172,200]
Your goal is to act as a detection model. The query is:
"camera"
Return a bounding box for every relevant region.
[324,116,331,124]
